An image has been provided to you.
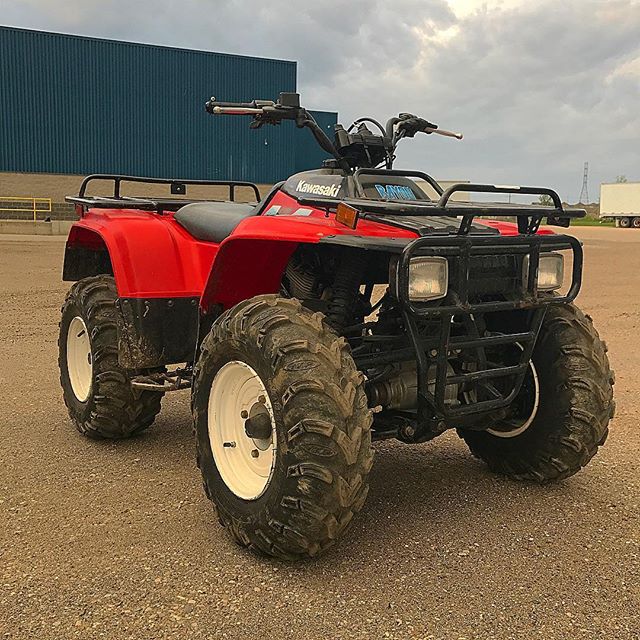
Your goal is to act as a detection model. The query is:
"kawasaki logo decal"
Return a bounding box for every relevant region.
[296,180,341,198]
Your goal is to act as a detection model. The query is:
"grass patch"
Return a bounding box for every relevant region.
[570,218,614,227]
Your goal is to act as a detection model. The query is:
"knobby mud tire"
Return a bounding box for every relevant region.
[459,303,614,482]
[59,276,163,439]
[192,295,374,559]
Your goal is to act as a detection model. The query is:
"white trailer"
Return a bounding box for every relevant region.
[600,182,640,228]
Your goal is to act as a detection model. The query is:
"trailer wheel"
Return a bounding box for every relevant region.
[619,216,631,228]
[632,217,640,228]
[192,295,373,559]
[59,276,163,439]
[458,303,614,482]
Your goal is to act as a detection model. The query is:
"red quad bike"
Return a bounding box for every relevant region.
[59,93,615,559]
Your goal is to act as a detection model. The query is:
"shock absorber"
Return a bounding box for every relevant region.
[325,248,368,333]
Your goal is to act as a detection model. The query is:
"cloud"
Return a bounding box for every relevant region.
[3,0,640,199]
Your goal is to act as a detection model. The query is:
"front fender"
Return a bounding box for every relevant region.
[201,215,337,312]
[200,213,418,312]
[200,237,299,312]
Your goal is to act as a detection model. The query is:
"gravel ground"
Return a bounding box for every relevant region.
[0,228,638,640]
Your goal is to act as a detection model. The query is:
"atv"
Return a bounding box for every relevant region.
[59,92,614,559]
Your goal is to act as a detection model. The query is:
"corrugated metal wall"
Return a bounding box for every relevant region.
[0,27,337,183]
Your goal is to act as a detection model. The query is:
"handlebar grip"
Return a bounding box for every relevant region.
[211,106,265,115]
[205,98,258,113]
[205,97,277,114]
[425,127,463,140]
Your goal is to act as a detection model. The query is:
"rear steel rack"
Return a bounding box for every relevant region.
[66,174,261,213]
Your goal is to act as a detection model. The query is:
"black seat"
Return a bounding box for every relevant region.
[174,201,258,243]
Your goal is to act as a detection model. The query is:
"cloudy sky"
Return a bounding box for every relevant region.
[4,0,640,201]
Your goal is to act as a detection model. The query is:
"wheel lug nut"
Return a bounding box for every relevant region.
[240,410,248,419]
[258,395,266,404]
[223,441,236,448]
[251,449,259,458]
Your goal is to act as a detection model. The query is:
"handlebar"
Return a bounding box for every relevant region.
[204,93,463,172]
[206,96,463,139]
[205,93,345,166]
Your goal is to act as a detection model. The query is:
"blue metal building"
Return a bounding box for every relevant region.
[0,26,337,183]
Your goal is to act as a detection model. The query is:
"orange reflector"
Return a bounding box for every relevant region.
[336,202,359,229]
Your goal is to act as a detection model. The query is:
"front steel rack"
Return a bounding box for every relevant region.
[295,172,586,235]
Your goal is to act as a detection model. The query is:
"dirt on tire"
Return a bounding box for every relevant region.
[192,295,373,559]
[59,275,163,438]
[458,302,614,481]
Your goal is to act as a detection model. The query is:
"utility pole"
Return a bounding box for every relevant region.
[579,162,589,203]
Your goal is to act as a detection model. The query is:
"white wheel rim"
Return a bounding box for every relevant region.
[66,316,93,402]
[487,358,540,438]
[208,361,277,500]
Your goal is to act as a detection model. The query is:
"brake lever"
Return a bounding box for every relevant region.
[250,111,283,128]
[396,113,462,140]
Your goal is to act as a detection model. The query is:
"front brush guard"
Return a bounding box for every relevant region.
[394,234,583,440]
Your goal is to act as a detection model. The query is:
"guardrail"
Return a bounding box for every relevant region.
[0,197,52,221]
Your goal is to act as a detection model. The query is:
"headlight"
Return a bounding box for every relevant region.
[523,252,564,291]
[392,256,448,302]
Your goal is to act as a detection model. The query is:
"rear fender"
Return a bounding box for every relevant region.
[63,213,217,297]
[63,225,113,281]
[63,212,219,369]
